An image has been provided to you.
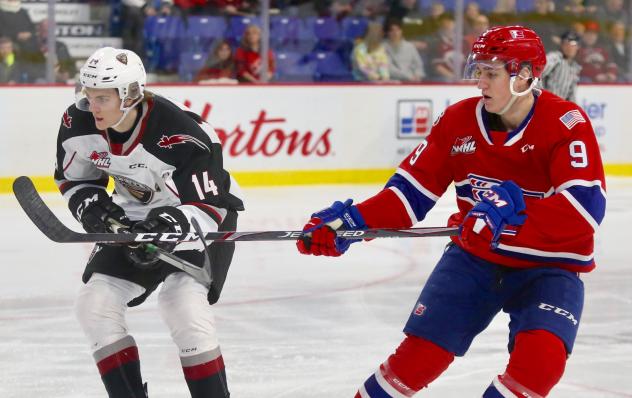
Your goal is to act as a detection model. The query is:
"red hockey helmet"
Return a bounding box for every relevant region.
[464,26,546,80]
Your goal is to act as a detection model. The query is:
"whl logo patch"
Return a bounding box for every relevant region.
[451,136,477,155]
[89,151,111,168]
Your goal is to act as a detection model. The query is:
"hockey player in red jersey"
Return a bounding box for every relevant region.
[297,26,606,397]
[54,47,244,397]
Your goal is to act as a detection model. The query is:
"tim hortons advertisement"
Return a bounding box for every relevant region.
[0,85,628,185]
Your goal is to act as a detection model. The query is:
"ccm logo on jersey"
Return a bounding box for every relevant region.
[451,136,477,155]
[158,134,210,151]
[538,303,578,325]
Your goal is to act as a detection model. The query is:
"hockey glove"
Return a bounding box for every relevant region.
[126,206,190,269]
[70,189,131,233]
[297,199,367,257]
[460,180,527,249]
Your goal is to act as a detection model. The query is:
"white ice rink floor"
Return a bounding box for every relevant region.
[1,178,631,398]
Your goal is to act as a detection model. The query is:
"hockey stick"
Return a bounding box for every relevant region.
[12,176,459,244]
[110,219,213,288]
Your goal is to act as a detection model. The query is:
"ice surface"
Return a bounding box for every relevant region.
[1,179,631,397]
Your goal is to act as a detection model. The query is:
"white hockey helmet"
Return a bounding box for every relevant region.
[75,47,146,112]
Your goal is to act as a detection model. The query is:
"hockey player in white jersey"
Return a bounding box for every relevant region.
[54,47,244,397]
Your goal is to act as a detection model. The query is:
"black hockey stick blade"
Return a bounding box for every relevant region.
[13,176,459,244]
[13,176,84,243]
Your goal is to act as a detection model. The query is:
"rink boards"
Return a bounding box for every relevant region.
[0,84,630,192]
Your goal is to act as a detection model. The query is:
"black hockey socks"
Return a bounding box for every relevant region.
[181,348,229,398]
[93,335,146,398]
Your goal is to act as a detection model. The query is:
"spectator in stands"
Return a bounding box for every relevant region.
[577,20,618,82]
[0,36,21,83]
[540,31,582,101]
[383,19,424,82]
[490,0,518,24]
[313,0,386,20]
[120,1,164,59]
[209,0,256,16]
[519,0,560,51]
[386,0,423,23]
[235,24,275,83]
[562,0,597,19]
[0,0,42,81]
[464,14,489,49]
[195,40,237,82]
[173,0,214,15]
[420,2,447,35]
[594,0,628,25]
[427,14,460,82]
[605,21,630,81]
[36,19,77,83]
[464,2,482,35]
[351,22,390,82]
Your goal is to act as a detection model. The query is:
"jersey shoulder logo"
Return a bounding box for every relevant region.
[559,109,585,130]
[451,136,477,155]
[62,110,72,129]
[89,151,111,168]
[158,134,209,151]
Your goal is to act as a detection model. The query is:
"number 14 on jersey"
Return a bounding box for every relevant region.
[192,171,219,199]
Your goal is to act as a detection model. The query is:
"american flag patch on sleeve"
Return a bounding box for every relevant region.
[559,110,586,130]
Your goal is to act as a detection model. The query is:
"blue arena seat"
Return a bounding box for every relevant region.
[308,17,341,41]
[275,51,316,82]
[227,16,261,42]
[314,51,353,82]
[144,16,184,72]
[516,0,535,12]
[178,51,208,82]
[185,16,227,50]
[341,17,368,41]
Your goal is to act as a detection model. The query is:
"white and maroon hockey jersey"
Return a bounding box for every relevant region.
[357,90,606,272]
[54,93,244,235]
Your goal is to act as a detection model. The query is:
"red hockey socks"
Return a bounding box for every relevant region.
[355,334,454,397]
[483,329,567,397]
[182,348,229,398]
[94,335,146,398]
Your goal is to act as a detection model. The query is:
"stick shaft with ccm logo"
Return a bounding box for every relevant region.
[13,176,458,244]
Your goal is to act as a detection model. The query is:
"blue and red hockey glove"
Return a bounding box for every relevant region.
[460,180,527,249]
[296,199,367,257]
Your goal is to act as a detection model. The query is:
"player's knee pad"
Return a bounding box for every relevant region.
[74,273,145,351]
[158,272,219,356]
[385,334,454,392]
[503,329,567,397]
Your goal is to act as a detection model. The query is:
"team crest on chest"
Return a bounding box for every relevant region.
[89,151,111,168]
[112,175,154,204]
[451,136,477,155]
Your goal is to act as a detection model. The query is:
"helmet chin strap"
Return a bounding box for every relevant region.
[496,75,540,116]
[110,97,142,130]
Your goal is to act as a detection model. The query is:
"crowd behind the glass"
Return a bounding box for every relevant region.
[0,0,630,85]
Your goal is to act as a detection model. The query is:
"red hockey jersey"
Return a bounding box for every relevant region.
[357,90,606,272]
